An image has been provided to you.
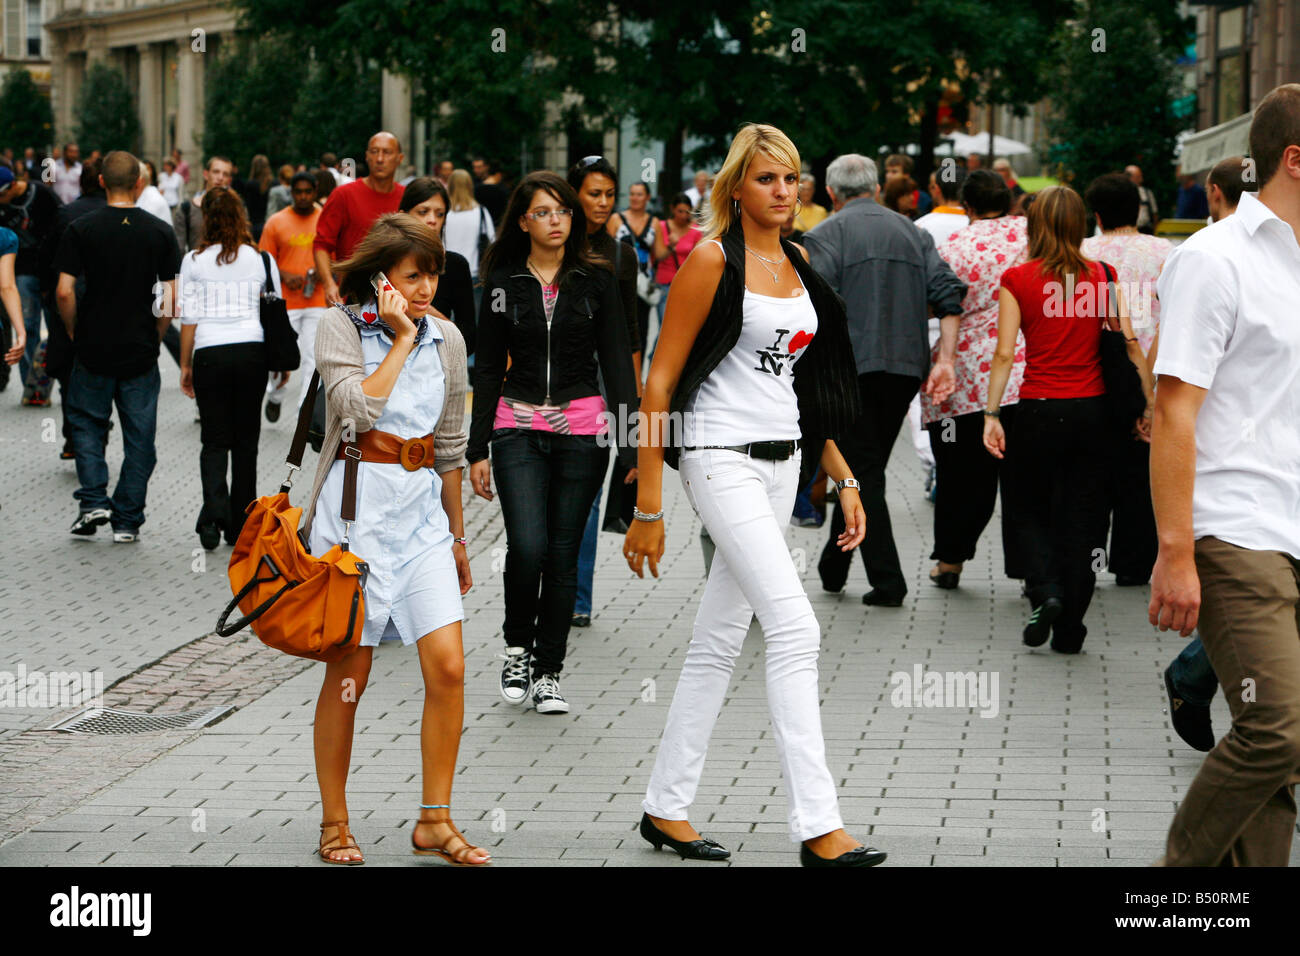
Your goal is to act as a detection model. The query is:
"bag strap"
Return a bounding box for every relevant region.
[1100,262,1121,332]
[215,554,294,636]
[259,249,276,295]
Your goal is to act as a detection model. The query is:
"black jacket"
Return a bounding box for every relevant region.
[432,250,476,356]
[470,259,639,466]
[664,220,861,485]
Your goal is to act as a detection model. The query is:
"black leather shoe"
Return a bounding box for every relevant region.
[929,567,960,589]
[1164,665,1215,752]
[862,589,905,607]
[265,399,281,423]
[571,613,591,628]
[1022,597,1062,647]
[198,523,221,552]
[817,549,846,593]
[639,813,730,861]
[800,844,887,867]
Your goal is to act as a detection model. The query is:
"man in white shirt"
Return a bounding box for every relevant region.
[1149,83,1300,867]
[1126,164,1160,234]
[52,143,83,204]
[684,170,711,209]
[914,165,969,247]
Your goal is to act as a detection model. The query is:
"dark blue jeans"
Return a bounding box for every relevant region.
[1169,632,1217,706]
[575,488,602,617]
[65,359,160,532]
[491,429,609,677]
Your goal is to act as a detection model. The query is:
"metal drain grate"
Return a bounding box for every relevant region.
[47,706,235,735]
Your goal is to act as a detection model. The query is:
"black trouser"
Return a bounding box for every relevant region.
[1009,396,1109,650]
[926,405,1026,576]
[635,296,650,357]
[820,371,920,597]
[192,342,266,538]
[491,429,609,678]
[1105,428,1157,582]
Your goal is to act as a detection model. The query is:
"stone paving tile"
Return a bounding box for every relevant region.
[2,366,1298,866]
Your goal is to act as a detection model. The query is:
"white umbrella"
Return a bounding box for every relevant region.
[947,131,1033,157]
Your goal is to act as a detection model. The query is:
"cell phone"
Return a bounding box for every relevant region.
[370,271,396,298]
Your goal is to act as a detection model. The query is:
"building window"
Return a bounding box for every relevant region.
[1214,5,1248,124]
[25,0,40,58]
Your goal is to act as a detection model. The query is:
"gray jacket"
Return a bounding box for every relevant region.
[802,196,967,380]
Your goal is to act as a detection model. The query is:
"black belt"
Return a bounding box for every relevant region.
[683,439,801,461]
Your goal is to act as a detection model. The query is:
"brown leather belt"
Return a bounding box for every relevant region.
[337,429,437,471]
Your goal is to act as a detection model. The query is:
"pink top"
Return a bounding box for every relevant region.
[1079,232,1173,353]
[655,221,703,285]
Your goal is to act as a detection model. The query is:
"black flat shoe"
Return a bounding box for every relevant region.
[929,567,960,589]
[800,844,887,867]
[1022,597,1062,647]
[639,813,730,861]
[862,589,905,607]
[198,523,221,552]
[570,613,591,628]
[1164,665,1215,752]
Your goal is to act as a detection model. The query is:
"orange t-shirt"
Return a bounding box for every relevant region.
[259,206,326,310]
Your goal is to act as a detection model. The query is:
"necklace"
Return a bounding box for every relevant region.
[527,257,559,286]
[745,245,786,284]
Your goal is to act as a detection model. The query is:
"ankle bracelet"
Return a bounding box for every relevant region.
[420,804,450,810]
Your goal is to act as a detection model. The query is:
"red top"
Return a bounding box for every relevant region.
[312,179,406,263]
[1000,258,1107,400]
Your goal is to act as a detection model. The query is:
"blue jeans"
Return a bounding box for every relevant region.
[16,274,45,387]
[65,359,161,531]
[1168,632,1217,706]
[574,488,603,616]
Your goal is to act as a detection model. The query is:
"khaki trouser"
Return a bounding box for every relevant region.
[1165,536,1300,866]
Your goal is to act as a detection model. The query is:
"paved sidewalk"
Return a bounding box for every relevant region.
[1,359,1296,866]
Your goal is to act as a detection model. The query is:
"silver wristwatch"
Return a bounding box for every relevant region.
[836,478,861,493]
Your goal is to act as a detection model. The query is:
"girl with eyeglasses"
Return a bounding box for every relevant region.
[469,171,639,715]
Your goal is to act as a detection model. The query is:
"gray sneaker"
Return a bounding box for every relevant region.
[498,647,532,705]
[532,673,569,715]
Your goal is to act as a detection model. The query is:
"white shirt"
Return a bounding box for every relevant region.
[53,160,82,204]
[159,171,184,207]
[179,244,282,351]
[137,185,172,225]
[444,206,493,278]
[915,210,969,248]
[685,186,708,209]
[685,240,818,445]
[1153,191,1300,558]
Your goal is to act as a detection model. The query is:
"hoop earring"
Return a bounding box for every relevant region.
[732,198,740,218]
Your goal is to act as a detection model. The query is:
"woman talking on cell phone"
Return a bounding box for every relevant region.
[624,123,885,867]
[302,213,487,866]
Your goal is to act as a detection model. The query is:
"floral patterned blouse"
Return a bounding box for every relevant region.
[1079,232,1173,354]
[921,216,1030,424]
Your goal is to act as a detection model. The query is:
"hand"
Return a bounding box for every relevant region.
[275,371,290,388]
[469,460,493,501]
[283,274,305,292]
[4,327,24,365]
[835,488,866,551]
[1149,548,1200,636]
[180,366,195,399]
[923,359,956,405]
[624,467,638,484]
[1135,404,1153,443]
[322,278,342,306]
[378,288,417,339]
[624,517,665,579]
[453,541,473,595]
[982,415,1005,459]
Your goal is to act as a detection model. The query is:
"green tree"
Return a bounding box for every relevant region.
[75,63,141,153]
[1046,0,1191,213]
[287,53,383,168]
[0,68,54,154]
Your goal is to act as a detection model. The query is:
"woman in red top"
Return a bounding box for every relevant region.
[649,193,702,359]
[983,185,1152,653]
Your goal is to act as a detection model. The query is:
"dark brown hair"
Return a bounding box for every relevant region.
[197,188,254,265]
[1026,185,1090,285]
[479,170,607,284]
[335,213,446,305]
[1208,155,1256,207]
[1248,83,1300,187]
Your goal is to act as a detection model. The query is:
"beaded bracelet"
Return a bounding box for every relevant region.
[632,507,664,522]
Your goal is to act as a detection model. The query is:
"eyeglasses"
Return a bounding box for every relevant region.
[525,207,573,221]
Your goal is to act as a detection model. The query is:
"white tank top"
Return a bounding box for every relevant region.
[684,239,819,446]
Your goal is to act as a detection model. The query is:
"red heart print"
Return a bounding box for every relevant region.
[361,310,378,324]
[788,330,814,353]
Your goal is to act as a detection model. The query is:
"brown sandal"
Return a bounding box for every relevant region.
[317,820,364,865]
[412,806,491,866]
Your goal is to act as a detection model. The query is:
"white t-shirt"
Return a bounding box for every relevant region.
[179,244,282,351]
[1153,191,1300,558]
[684,240,818,445]
[137,185,172,225]
[53,161,82,204]
[159,171,184,207]
[444,206,493,278]
[915,210,969,248]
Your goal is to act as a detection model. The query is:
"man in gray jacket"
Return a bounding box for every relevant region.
[803,153,965,606]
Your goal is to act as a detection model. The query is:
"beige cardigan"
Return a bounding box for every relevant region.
[301,306,468,542]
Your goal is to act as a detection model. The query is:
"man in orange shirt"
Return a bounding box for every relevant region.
[260,172,326,421]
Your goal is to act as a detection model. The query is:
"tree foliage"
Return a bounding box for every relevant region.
[75,63,141,153]
[0,68,54,154]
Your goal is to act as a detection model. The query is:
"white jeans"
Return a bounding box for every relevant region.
[643,447,844,842]
[265,307,325,411]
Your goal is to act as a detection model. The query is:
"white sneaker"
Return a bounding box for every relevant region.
[532,673,569,715]
[112,529,139,543]
[498,647,532,704]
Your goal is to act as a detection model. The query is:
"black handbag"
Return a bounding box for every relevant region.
[259,250,300,372]
[1097,261,1146,428]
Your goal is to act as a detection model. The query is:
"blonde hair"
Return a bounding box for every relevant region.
[701,123,802,240]
[448,168,477,212]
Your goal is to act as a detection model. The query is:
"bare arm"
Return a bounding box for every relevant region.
[56,272,78,336]
[1148,375,1207,635]
[314,248,339,304]
[982,286,1021,459]
[1,253,24,364]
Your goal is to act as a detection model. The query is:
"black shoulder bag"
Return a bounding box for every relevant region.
[259,250,301,372]
[1097,262,1146,429]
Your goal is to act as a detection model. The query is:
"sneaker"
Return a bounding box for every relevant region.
[1164,664,1215,752]
[791,514,822,528]
[265,399,281,423]
[571,613,591,628]
[532,673,569,715]
[498,647,532,704]
[112,529,139,543]
[70,508,112,536]
[1022,597,1063,647]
